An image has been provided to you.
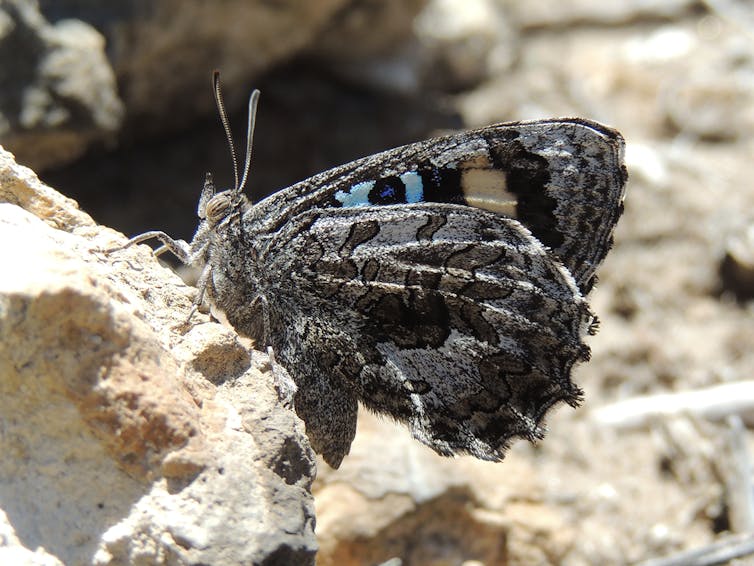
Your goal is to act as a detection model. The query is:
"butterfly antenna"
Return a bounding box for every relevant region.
[238,89,260,195]
[212,70,240,192]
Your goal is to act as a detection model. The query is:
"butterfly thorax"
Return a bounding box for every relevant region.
[199,192,274,344]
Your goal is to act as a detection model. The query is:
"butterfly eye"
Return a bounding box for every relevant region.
[205,192,233,225]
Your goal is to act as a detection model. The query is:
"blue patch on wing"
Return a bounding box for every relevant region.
[335,180,375,207]
[380,186,396,199]
[400,172,424,203]
[335,171,425,208]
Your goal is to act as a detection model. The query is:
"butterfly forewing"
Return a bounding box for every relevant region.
[254,118,626,296]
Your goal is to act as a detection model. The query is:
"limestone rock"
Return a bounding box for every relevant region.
[0,0,123,171]
[503,0,698,29]
[313,412,575,566]
[0,146,316,565]
[0,508,64,566]
[415,0,514,91]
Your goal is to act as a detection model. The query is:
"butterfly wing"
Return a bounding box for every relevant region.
[256,202,591,466]
[255,118,626,295]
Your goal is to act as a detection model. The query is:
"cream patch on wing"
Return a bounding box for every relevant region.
[460,167,518,218]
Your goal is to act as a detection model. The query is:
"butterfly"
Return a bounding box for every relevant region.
[123,72,626,468]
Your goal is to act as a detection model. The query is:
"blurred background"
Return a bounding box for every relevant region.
[3,0,754,564]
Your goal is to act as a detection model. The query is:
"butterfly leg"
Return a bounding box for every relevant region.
[107,231,209,325]
[182,261,214,324]
[106,231,192,264]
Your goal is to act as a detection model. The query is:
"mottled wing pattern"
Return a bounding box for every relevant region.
[258,202,592,467]
[257,119,626,294]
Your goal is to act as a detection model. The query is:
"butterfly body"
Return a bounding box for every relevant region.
[186,116,626,468]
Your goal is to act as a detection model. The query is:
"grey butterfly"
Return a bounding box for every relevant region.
[123,72,626,468]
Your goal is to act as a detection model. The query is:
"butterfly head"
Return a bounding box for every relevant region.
[201,185,234,227]
[197,172,250,228]
[198,71,258,226]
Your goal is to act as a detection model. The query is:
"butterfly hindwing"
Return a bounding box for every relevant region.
[234,200,592,467]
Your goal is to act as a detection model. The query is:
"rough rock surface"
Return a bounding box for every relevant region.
[0,147,317,565]
[0,0,123,171]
